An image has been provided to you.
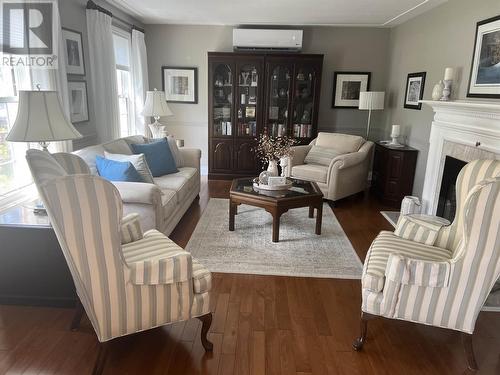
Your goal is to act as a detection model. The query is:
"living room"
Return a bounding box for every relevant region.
[0,0,499,374]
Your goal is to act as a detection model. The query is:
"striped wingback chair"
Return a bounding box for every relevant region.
[26,150,213,375]
[355,159,500,371]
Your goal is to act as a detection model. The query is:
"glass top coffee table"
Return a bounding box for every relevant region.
[229,178,324,242]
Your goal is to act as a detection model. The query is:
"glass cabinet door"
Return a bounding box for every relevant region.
[212,63,233,137]
[292,66,317,140]
[236,63,259,137]
[266,64,292,138]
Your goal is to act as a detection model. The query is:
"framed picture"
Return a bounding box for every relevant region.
[404,72,426,110]
[162,67,198,103]
[467,15,500,98]
[68,81,89,123]
[62,28,85,76]
[332,72,371,108]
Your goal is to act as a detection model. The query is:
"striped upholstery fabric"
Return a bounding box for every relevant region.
[362,231,452,292]
[26,149,67,187]
[52,152,91,174]
[304,145,341,166]
[394,215,444,245]
[192,260,212,294]
[361,160,500,334]
[25,165,211,342]
[120,213,144,244]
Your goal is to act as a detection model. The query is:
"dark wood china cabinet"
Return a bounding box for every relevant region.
[208,52,323,179]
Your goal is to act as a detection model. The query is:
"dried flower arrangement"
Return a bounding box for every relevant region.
[255,134,296,162]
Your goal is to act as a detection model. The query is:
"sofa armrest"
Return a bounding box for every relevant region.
[127,250,192,285]
[385,253,451,288]
[112,181,163,205]
[329,141,374,171]
[179,148,201,170]
[120,213,143,244]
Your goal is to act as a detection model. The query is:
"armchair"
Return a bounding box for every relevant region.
[354,159,500,371]
[26,149,213,375]
[285,132,374,202]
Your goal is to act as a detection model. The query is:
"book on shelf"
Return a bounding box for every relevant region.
[293,124,312,138]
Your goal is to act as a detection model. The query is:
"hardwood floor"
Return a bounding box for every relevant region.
[0,177,498,374]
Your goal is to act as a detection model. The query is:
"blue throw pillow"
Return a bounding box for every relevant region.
[130,138,178,177]
[95,156,144,182]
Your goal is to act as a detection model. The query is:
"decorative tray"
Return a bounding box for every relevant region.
[252,177,293,191]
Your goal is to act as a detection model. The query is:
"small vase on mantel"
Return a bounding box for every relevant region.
[267,159,279,176]
[432,80,444,101]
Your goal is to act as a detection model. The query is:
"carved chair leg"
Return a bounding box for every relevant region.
[197,313,214,351]
[461,333,478,371]
[92,342,109,375]
[353,312,375,351]
[70,300,84,331]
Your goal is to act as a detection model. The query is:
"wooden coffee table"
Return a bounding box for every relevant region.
[229,178,324,242]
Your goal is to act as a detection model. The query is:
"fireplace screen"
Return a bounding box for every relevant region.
[436,156,467,221]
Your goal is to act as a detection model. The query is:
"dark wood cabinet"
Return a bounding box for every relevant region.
[371,142,418,207]
[208,52,323,179]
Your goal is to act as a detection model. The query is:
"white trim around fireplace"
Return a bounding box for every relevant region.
[420,100,500,215]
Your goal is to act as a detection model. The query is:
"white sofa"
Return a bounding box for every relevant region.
[285,132,374,202]
[74,135,201,235]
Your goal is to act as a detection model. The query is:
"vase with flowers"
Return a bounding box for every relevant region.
[255,134,295,182]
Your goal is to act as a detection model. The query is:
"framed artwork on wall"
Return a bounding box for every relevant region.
[62,28,85,76]
[68,81,89,123]
[162,66,198,103]
[404,72,426,110]
[332,72,371,108]
[467,14,500,98]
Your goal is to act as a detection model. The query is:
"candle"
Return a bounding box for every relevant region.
[444,67,454,81]
[391,124,401,138]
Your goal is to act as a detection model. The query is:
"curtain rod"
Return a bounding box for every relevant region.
[86,0,145,34]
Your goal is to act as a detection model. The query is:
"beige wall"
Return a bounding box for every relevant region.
[384,0,500,196]
[145,25,391,168]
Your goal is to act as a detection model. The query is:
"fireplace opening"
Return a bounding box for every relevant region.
[436,156,467,222]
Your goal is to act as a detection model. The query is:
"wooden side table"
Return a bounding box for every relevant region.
[0,201,77,307]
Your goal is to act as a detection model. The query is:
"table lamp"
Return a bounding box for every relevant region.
[359,91,385,139]
[142,88,173,138]
[6,89,82,151]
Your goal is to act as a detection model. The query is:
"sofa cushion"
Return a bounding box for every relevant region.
[304,145,342,166]
[161,189,178,220]
[315,132,365,154]
[291,164,328,183]
[103,139,132,155]
[74,144,105,175]
[104,151,154,184]
[123,135,147,146]
[131,138,178,177]
[154,167,197,203]
[167,136,184,168]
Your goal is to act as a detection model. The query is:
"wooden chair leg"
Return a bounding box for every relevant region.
[197,313,214,351]
[70,300,84,331]
[92,342,109,375]
[461,333,478,371]
[353,312,374,351]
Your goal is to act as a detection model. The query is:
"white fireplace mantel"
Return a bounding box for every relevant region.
[420,100,500,215]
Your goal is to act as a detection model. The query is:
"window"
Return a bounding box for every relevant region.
[113,28,133,137]
[0,67,35,202]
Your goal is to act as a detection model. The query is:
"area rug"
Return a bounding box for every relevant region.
[185,198,362,279]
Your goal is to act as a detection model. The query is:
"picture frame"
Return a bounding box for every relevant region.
[62,28,85,76]
[404,72,426,110]
[467,14,500,98]
[332,72,371,108]
[68,81,89,123]
[162,66,198,103]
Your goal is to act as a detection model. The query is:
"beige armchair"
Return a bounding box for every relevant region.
[285,132,374,202]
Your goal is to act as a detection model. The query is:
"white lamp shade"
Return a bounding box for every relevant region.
[358,91,385,110]
[142,89,173,117]
[6,90,82,142]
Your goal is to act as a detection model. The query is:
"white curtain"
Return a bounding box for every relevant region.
[131,29,149,136]
[86,8,120,142]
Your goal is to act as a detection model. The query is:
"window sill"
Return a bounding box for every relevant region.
[0,184,38,213]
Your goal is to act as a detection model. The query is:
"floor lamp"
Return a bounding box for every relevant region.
[359,91,385,140]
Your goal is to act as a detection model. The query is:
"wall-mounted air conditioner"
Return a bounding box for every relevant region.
[233,29,303,51]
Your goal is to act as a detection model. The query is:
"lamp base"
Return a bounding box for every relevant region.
[149,120,168,139]
[389,137,401,146]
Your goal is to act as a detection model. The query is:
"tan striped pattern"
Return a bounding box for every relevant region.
[52,152,91,174]
[26,154,212,342]
[304,145,341,166]
[192,260,212,294]
[394,215,443,245]
[26,150,68,188]
[120,213,144,244]
[361,160,500,334]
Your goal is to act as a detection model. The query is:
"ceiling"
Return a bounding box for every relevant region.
[107,0,447,27]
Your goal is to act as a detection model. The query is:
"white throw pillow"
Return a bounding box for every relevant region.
[104,151,154,183]
[304,145,341,166]
[166,136,184,168]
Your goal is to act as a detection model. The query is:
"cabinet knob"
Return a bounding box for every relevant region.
[475,141,481,147]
